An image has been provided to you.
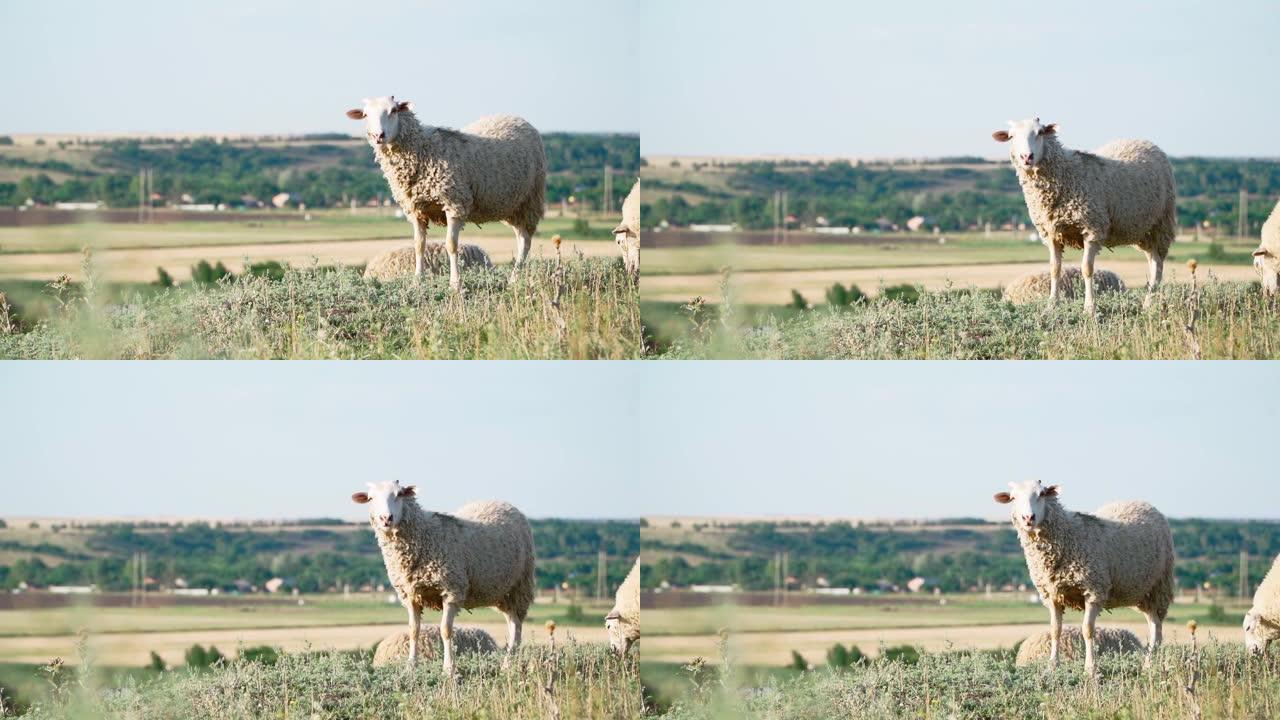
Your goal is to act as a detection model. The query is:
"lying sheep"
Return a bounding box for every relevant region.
[994,480,1174,677]
[351,481,535,677]
[363,243,492,281]
[1244,553,1280,656]
[993,118,1176,312]
[1015,626,1144,667]
[1003,266,1125,305]
[347,96,546,293]
[372,625,498,667]
[606,557,640,656]
[1254,198,1280,296]
[613,180,640,279]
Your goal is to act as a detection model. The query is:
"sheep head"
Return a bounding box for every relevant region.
[346,96,414,148]
[352,480,417,530]
[994,480,1059,534]
[992,118,1057,170]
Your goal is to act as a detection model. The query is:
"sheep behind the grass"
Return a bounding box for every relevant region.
[372,625,499,667]
[1245,553,1280,655]
[606,557,640,656]
[614,180,640,278]
[347,96,546,292]
[351,480,535,677]
[993,118,1176,312]
[1255,199,1280,296]
[363,243,492,281]
[1015,625,1144,666]
[994,480,1174,677]
[1003,266,1125,305]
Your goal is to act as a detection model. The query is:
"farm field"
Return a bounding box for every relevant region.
[0,597,612,667]
[0,214,618,283]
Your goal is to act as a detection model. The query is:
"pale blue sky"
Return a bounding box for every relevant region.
[1,362,1275,521]
[639,0,1280,157]
[0,0,638,135]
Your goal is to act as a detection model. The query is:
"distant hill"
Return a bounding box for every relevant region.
[0,132,639,211]
[641,517,1280,597]
[0,517,639,595]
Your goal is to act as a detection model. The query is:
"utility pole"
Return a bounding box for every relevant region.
[1241,550,1249,599]
[773,551,782,605]
[140,552,147,606]
[138,170,146,223]
[597,549,607,600]
[781,192,789,245]
[781,551,789,605]
[603,165,613,214]
[772,191,782,245]
[1239,189,1248,240]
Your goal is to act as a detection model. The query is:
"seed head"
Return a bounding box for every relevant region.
[1187,619,1198,635]
[553,234,562,250]
[1187,258,1198,273]
[545,620,556,635]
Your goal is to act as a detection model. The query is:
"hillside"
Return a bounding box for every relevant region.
[0,517,639,596]
[641,517,1280,596]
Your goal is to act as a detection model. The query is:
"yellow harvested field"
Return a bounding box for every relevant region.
[644,621,1240,666]
[642,260,1258,304]
[0,235,617,283]
[0,620,608,667]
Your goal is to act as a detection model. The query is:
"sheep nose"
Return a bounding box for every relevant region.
[1022,513,1035,524]
[1022,153,1034,163]
[379,513,392,525]
[376,132,386,142]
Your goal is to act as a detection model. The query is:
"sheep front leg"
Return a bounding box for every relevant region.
[1082,600,1101,678]
[1142,608,1163,667]
[440,599,460,678]
[407,601,423,665]
[444,215,464,294]
[412,218,428,278]
[1047,602,1064,669]
[1047,241,1063,308]
[1081,241,1100,315]
[1143,249,1165,308]
[502,610,523,653]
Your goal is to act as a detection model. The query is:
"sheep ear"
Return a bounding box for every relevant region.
[993,492,1013,504]
[992,130,1011,143]
[1039,123,1058,136]
[398,485,417,498]
[346,109,366,120]
[351,492,370,504]
[1255,248,1271,258]
[394,101,413,113]
[1041,485,1060,497]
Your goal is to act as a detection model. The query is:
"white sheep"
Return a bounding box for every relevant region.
[1003,266,1125,305]
[372,625,498,667]
[1015,625,1144,667]
[363,243,492,281]
[605,557,640,656]
[346,96,546,293]
[351,480,535,677]
[992,118,1176,312]
[1254,198,1280,296]
[1244,553,1280,655]
[613,180,640,279]
[994,480,1175,677]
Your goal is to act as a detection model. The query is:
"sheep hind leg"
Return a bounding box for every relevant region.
[1081,241,1100,315]
[1082,600,1101,679]
[1141,607,1163,668]
[1143,249,1165,309]
[510,225,533,283]
[440,600,460,679]
[444,215,464,295]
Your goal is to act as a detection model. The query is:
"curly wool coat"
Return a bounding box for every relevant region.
[1248,554,1280,642]
[371,499,535,621]
[371,625,498,667]
[1014,497,1174,617]
[1012,136,1176,257]
[363,243,492,281]
[1003,266,1125,304]
[1015,625,1144,666]
[1256,199,1280,294]
[606,557,640,654]
[373,112,545,235]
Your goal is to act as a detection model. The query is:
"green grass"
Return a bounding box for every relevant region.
[647,279,1280,360]
[0,255,642,359]
[4,644,638,719]
[645,644,1280,719]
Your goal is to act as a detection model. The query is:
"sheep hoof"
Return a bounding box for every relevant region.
[1142,293,1155,309]
[1083,300,1096,316]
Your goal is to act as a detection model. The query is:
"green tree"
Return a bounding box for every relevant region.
[154,267,174,288]
[789,650,808,671]
[147,651,166,672]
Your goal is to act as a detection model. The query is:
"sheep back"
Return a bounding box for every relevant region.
[607,557,641,651]
[1002,266,1125,304]
[371,625,498,667]
[363,243,493,281]
[1014,626,1144,666]
[1250,554,1280,631]
[1258,199,1280,287]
